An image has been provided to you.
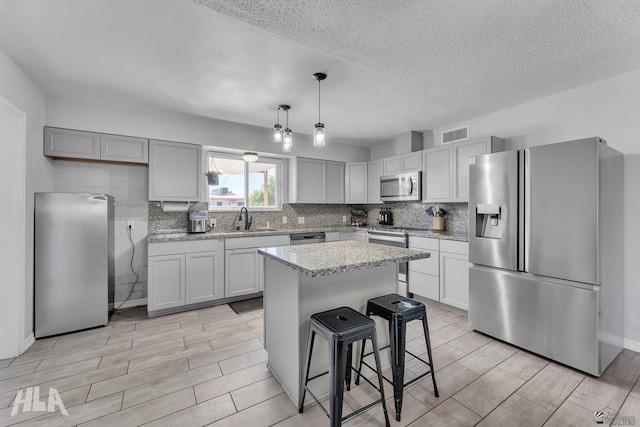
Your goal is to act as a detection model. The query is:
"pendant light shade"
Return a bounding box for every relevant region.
[312,72,327,147]
[280,105,292,152]
[273,124,283,143]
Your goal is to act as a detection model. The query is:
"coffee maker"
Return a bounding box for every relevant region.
[188,210,208,233]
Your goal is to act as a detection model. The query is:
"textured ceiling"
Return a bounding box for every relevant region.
[1,0,639,147]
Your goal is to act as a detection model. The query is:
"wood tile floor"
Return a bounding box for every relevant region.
[1,299,639,426]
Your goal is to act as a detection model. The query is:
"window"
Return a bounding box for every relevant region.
[207,152,282,211]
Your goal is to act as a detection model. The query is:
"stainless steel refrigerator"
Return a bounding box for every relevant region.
[35,193,115,338]
[468,137,623,376]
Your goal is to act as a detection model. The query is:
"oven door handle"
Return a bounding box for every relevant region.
[367,234,407,246]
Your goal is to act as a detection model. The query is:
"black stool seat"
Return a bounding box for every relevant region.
[300,306,390,427]
[356,294,439,421]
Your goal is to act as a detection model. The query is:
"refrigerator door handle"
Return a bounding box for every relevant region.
[522,149,530,272]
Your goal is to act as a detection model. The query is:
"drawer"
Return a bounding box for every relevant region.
[225,234,290,250]
[409,271,439,301]
[149,239,223,256]
[440,240,468,255]
[409,236,439,251]
[409,252,439,276]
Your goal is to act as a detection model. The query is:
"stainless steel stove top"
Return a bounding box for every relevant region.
[367,226,431,235]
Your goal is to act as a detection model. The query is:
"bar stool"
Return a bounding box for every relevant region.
[355,294,439,421]
[300,306,390,427]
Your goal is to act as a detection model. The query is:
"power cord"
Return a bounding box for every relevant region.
[115,223,139,311]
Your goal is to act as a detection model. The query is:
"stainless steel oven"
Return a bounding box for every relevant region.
[367,228,409,296]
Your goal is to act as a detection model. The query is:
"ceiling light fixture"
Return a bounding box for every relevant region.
[312,72,327,147]
[243,152,259,163]
[281,105,292,153]
[273,106,283,143]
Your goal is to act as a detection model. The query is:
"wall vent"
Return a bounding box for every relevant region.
[441,125,469,144]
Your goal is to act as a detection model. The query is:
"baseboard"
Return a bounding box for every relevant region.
[21,333,35,355]
[113,298,147,310]
[623,337,640,352]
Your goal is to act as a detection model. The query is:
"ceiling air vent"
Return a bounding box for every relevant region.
[441,125,469,144]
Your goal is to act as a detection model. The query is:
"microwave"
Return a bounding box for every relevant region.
[380,172,422,202]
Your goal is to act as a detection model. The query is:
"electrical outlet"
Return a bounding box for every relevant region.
[298,217,305,224]
[282,216,288,224]
[127,220,135,230]
[343,216,347,223]
[209,218,216,228]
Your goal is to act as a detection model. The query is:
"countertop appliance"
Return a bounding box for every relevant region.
[188,209,208,233]
[35,193,115,338]
[290,232,326,245]
[380,172,421,202]
[468,137,623,376]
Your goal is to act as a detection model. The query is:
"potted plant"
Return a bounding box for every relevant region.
[204,171,218,186]
[426,204,447,231]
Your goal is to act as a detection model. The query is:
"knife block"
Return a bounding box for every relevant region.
[432,217,445,231]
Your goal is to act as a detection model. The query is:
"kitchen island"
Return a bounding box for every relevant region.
[258,240,430,407]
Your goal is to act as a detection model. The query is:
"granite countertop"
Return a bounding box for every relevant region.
[147,226,364,243]
[258,240,430,277]
[147,226,468,243]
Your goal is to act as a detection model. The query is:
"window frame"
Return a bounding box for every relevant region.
[206,151,283,212]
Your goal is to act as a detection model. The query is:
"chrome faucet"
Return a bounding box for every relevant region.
[238,207,252,231]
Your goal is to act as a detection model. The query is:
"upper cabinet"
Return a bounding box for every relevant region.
[289,158,344,204]
[100,134,149,164]
[149,140,203,202]
[452,136,505,202]
[44,127,148,164]
[367,159,383,204]
[345,162,368,204]
[326,161,345,204]
[422,146,452,203]
[382,152,423,175]
[422,136,504,203]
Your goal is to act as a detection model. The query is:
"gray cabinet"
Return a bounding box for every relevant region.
[100,134,148,164]
[452,136,505,202]
[383,152,423,175]
[326,161,345,204]
[225,235,289,297]
[367,159,383,203]
[439,240,470,310]
[422,146,452,203]
[289,158,344,204]
[345,162,368,204]
[149,140,203,202]
[148,254,186,311]
[148,239,224,313]
[225,248,262,297]
[44,127,148,164]
[44,127,101,160]
[408,237,440,301]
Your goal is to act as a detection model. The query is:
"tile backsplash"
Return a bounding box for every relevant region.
[149,201,469,234]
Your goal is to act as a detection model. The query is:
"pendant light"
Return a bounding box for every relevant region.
[273,106,283,143]
[281,105,292,152]
[312,72,327,147]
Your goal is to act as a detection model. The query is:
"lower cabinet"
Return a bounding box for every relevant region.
[439,240,470,310]
[408,237,440,301]
[225,248,262,297]
[409,237,470,310]
[225,235,290,297]
[148,239,224,313]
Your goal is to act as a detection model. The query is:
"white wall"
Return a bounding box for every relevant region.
[430,69,640,350]
[0,51,49,355]
[53,161,149,307]
[44,96,370,163]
